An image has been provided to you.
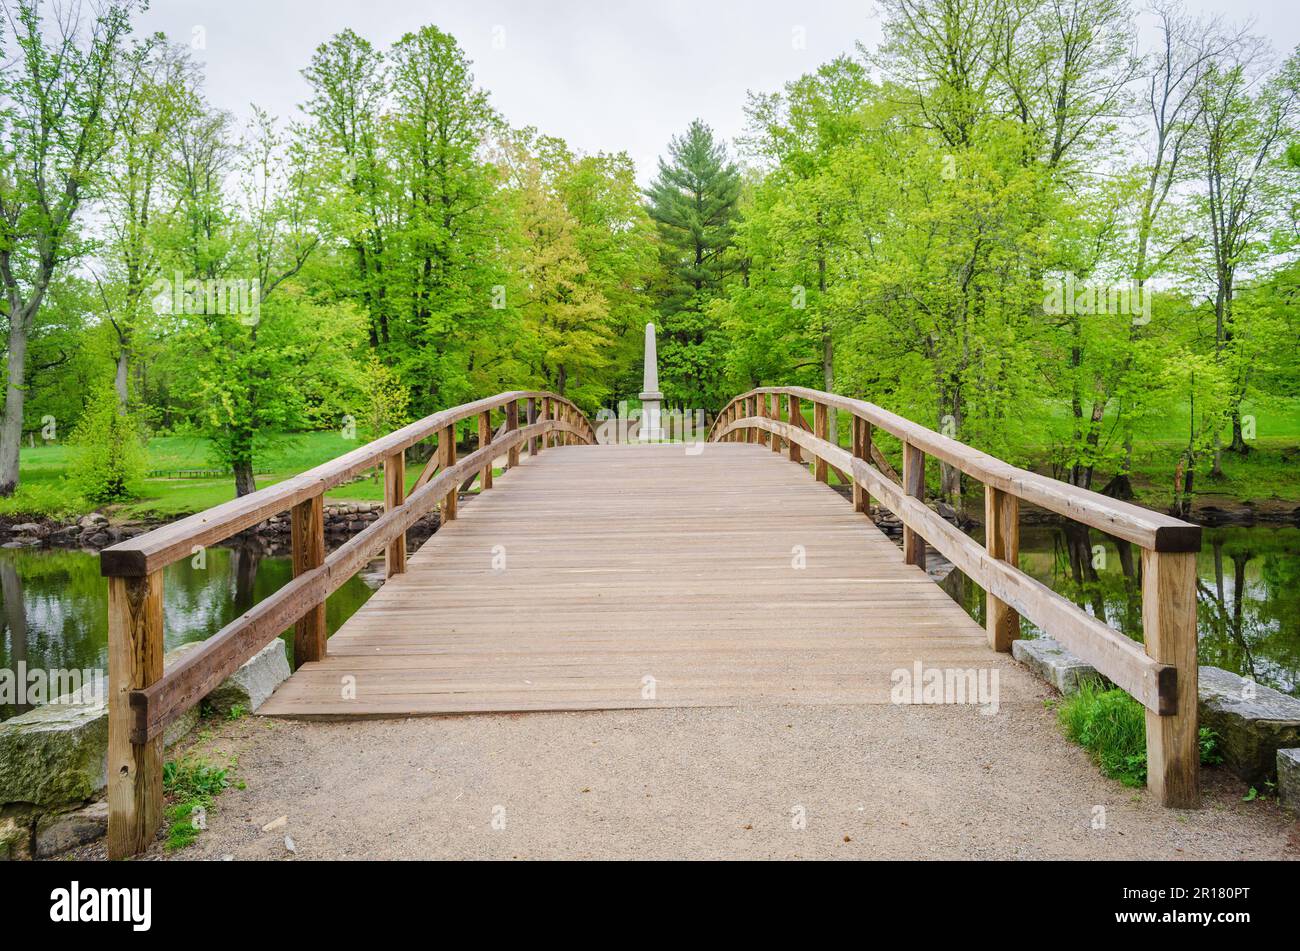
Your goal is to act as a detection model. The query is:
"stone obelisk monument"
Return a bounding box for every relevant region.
[638,322,664,442]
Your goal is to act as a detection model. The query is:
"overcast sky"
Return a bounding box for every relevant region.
[137,0,1300,182]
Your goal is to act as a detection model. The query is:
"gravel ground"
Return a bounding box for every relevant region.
[130,697,1300,861]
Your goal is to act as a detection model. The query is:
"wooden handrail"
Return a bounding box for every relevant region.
[101,390,595,577]
[712,387,1202,809]
[103,390,594,858]
[711,386,1199,552]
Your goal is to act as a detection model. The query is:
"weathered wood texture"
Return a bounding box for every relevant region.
[260,444,1038,718]
[107,572,163,860]
[1142,550,1200,808]
[984,487,1020,652]
[291,495,327,667]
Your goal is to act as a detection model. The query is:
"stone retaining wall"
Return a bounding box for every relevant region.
[0,639,290,859]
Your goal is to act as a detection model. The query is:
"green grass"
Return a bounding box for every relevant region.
[162,754,231,851]
[1,430,433,520]
[1057,681,1223,789]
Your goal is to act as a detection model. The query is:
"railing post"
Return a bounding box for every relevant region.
[384,451,407,576]
[813,402,828,483]
[984,486,1020,650]
[527,398,539,456]
[902,440,926,568]
[478,410,493,489]
[769,394,782,453]
[506,401,521,467]
[291,493,327,664]
[440,423,458,522]
[787,395,802,464]
[107,571,164,860]
[851,416,871,515]
[1142,550,1200,808]
[755,392,768,447]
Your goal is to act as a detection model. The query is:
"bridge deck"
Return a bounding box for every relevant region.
[258,443,1037,718]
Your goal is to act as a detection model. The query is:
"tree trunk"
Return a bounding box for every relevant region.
[1228,409,1249,454]
[0,315,30,496]
[231,428,257,497]
[114,350,130,412]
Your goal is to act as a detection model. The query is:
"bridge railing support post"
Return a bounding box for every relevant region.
[440,423,458,522]
[506,401,520,467]
[384,452,407,576]
[527,398,539,456]
[755,392,768,448]
[107,570,164,860]
[292,493,328,663]
[1142,550,1200,808]
[769,394,782,453]
[478,410,493,490]
[984,487,1019,650]
[787,395,802,464]
[813,402,828,483]
[902,440,926,569]
[852,416,871,515]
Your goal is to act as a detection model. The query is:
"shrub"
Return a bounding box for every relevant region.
[67,387,146,504]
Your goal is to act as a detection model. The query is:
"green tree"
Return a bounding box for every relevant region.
[646,119,742,409]
[0,0,147,494]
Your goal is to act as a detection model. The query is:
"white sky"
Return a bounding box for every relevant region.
[137,0,1300,182]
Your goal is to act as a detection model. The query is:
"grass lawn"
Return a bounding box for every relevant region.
[0,431,445,520]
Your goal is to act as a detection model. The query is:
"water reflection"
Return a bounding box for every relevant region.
[0,545,380,720]
[943,523,1300,697]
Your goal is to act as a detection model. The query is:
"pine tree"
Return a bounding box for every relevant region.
[645,120,742,410]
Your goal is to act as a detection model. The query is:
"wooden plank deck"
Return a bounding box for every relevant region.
[258,443,1038,718]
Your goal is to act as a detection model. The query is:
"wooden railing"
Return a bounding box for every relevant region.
[101,390,595,858]
[710,386,1202,809]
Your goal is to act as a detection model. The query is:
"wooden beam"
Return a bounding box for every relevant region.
[440,424,458,522]
[787,395,802,463]
[984,486,1020,651]
[384,451,406,576]
[107,571,163,859]
[769,394,782,452]
[527,398,540,455]
[1142,549,1200,808]
[478,411,493,489]
[291,494,327,667]
[902,440,926,569]
[852,416,871,515]
[506,401,520,467]
[813,402,828,483]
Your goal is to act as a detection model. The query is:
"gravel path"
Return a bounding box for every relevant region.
[158,698,1299,860]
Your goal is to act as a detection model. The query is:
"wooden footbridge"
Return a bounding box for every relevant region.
[100,388,1203,857]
